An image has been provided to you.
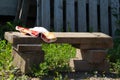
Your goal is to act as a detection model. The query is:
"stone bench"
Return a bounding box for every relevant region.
[4,32,113,73]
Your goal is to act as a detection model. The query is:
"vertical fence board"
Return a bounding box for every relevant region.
[41,0,50,30]
[19,0,29,24]
[110,0,119,37]
[100,0,109,34]
[0,0,18,16]
[36,0,41,26]
[15,0,22,21]
[78,0,87,32]
[89,0,98,32]
[54,0,63,31]
[66,0,75,31]
[35,0,119,35]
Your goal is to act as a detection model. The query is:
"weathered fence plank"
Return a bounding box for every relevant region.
[15,0,22,21]
[41,0,50,30]
[100,0,109,34]
[0,0,18,16]
[12,0,120,37]
[110,0,119,37]
[78,0,87,32]
[36,0,41,26]
[89,0,98,32]
[19,0,29,24]
[66,0,75,31]
[54,0,63,31]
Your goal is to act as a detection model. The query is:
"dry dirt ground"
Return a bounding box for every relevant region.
[29,72,120,80]
[1,72,119,80]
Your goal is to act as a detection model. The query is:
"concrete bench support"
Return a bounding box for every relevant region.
[4,32,113,73]
[69,49,109,72]
[12,44,44,73]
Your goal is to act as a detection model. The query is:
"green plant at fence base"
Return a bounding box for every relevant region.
[0,20,25,40]
[108,38,120,76]
[108,38,120,62]
[106,7,120,76]
[89,27,93,32]
[67,22,72,32]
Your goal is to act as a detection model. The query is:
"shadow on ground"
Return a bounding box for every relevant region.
[39,72,120,80]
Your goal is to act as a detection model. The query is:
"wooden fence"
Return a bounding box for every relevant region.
[0,0,18,16]
[17,0,120,37]
[35,0,119,37]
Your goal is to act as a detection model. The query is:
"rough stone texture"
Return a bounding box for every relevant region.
[17,44,42,52]
[97,60,110,72]
[81,49,107,64]
[69,49,109,72]
[75,49,83,60]
[31,78,41,80]
[69,58,109,72]
[12,49,44,73]
[69,59,94,71]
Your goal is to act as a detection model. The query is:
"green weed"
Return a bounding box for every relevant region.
[107,7,120,76]
[0,40,13,79]
[0,20,24,40]
[108,38,120,76]
[32,43,76,78]
[0,40,29,80]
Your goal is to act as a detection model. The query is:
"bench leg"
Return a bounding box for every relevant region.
[12,48,44,74]
[69,49,109,72]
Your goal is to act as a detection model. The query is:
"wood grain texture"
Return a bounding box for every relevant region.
[66,0,75,31]
[78,0,87,32]
[41,0,50,30]
[100,0,109,34]
[110,0,119,37]
[54,0,63,31]
[89,0,98,32]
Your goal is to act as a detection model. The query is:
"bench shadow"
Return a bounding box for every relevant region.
[40,71,120,80]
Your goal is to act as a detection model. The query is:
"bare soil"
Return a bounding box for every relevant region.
[30,72,120,80]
